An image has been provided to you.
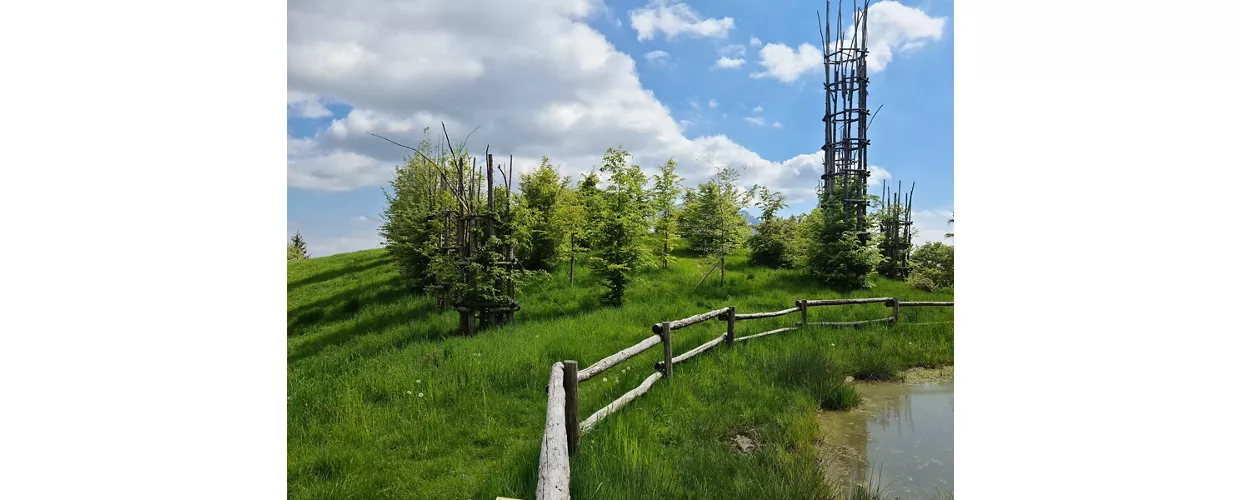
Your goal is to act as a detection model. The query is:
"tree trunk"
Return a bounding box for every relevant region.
[569,232,576,287]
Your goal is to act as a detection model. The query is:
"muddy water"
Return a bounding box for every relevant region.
[816,379,953,499]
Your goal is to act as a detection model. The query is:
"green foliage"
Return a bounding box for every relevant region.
[514,157,569,270]
[586,146,652,305]
[378,129,452,291]
[747,187,794,268]
[288,231,309,261]
[650,159,684,270]
[575,170,604,250]
[908,241,954,292]
[679,167,755,257]
[945,212,954,239]
[803,187,881,290]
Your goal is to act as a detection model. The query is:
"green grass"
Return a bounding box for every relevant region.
[288,247,953,499]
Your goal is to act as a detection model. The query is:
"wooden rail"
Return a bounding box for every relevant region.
[533,296,953,498]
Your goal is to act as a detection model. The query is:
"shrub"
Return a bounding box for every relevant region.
[909,241,954,290]
[288,231,309,261]
[803,194,880,290]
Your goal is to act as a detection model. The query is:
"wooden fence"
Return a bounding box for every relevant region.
[533,297,953,500]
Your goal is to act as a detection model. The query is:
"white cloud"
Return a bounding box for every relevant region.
[910,209,954,245]
[752,1,946,83]
[752,105,763,113]
[629,0,735,41]
[750,43,822,83]
[714,57,745,69]
[771,121,783,129]
[707,99,718,108]
[286,0,913,212]
[288,91,333,118]
[644,50,670,63]
[749,36,762,47]
[744,116,764,126]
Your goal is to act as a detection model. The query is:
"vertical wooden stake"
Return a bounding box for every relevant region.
[726,306,736,347]
[659,322,673,378]
[798,300,807,326]
[563,360,580,456]
[891,298,900,325]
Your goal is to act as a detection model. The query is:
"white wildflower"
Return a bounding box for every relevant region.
[406,391,412,395]
[418,392,424,398]
[603,377,608,382]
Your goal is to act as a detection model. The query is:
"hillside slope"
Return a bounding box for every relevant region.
[287,247,953,499]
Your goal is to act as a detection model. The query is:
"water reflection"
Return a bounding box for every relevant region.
[817,381,953,499]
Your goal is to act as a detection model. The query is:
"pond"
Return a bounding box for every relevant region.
[816,376,954,499]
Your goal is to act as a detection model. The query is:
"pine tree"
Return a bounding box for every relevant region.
[288,231,309,260]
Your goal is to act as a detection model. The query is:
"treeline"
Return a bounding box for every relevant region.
[379,134,951,306]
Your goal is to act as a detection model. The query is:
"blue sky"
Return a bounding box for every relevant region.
[288,0,953,257]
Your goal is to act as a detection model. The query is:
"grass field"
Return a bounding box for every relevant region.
[287,247,954,499]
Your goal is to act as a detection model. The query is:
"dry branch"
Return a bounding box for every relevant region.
[900,301,954,307]
[803,297,893,307]
[654,333,726,371]
[577,334,662,383]
[536,362,570,500]
[579,371,664,435]
[651,307,731,334]
[734,327,798,343]
[727,307,800,321]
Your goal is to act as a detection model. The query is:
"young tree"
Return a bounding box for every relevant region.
[378,128,452,291]
[649,158,684,270]
[557,184,587,286]
[514,157,568,271]
[587,146,651,305]
[679,166,755,285]
[907,241,954,291]
[288,231,309,260]
[747,187,794,268]
[803,178,881,289]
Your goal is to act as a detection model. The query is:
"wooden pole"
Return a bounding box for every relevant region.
[563,360,580,456]
[798,300,808,326]
[890,298,900,324]
[726,306,736,347]
[536,362,570,500]
[569,232,575,287]
[659,322,673,378]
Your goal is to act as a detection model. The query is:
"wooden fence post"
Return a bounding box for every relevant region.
[659,322,673,378]
[890,298,901,324]
[563,360,580,456]
[797,300,807,326]
[726,306,736,347]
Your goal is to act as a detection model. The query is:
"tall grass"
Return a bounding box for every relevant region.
[288,246,953,499]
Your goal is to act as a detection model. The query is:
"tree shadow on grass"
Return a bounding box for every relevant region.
[287,276,414,336]
[286,256,392,293]
[287,300,441,364]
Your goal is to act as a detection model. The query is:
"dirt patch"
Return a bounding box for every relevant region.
[902,365,953,384]
[729,433,758,454]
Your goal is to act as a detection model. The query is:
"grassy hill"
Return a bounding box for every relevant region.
[287,247,954,499]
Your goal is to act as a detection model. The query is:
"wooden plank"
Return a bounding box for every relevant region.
[735,327,797,343]
[577,334,662,382]
[563,361,579,457]
[900,301,954,307]
[659,322,673,378]
[655,333,726,371]
[651,307,730,334]
[536,362,570,500]
[730,307,800,321]
[804,297,892,306]
[579,371,664,435]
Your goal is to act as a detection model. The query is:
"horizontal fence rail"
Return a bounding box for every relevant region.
[534,297,952,499]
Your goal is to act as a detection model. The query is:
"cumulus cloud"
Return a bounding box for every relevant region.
[714,57,745,69]
[771,121,783,129]
[288,91,333,118]
[910,208,954,245]
[751,1,945,83]
[644,50,670,63]
[744,116,764,126]
[752,105,763,113]
[749,36,762,47]
[287,0,939,210]
[707,99,718,108]
[629,0,735,41]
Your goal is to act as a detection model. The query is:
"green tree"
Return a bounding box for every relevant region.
[287,231,309,261]
[514,157,568,270]
[747,187,794,268]
[649,158,684,270]
[587,146,651,305]
[379,128,453,291]
[679,167,754,257]
[804,179,881,289]
[907,241,954,291]
[557,184,588,286]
